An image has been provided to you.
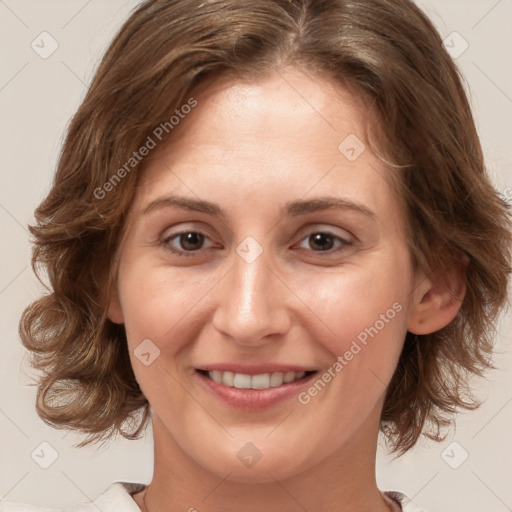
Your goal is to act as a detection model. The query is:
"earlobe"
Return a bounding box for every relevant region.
[408,257,468,335]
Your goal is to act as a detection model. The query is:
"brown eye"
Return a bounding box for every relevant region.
[296,231,353,254]
[177,232,205,251]
[162,231,212,256]
[308,232,335,251]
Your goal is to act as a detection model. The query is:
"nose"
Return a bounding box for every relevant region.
[210,245,292,347]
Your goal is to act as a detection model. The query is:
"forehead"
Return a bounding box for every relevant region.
[158,68,369,162]
[131,68,403,227]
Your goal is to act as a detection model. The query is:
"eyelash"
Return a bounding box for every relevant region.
[160,230,354,258]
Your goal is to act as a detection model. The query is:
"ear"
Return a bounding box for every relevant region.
[107,284,124,324]
[408,255,469,335]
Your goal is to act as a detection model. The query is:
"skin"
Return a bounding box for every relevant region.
[108,67,465,512]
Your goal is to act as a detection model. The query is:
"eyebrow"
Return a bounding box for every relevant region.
[143,194,376,219]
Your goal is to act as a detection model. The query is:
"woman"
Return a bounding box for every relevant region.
[5,0,511,511]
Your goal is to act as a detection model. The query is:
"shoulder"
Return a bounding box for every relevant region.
[0,482,146,512]
[384,490,427,512]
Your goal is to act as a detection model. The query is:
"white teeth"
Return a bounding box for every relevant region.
[251,374,270,389]
[222,371,234,386]
[284,371,297,383]
[269,372,284,387]
[206,370,308,389]
[233,373,252,389]
[210,370,222,383]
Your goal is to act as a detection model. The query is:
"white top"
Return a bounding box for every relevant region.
[1,482,425,512]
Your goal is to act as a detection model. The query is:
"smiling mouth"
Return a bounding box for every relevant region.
[196,369,317,390]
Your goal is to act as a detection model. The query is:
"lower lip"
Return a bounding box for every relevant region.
[196,371,318,411]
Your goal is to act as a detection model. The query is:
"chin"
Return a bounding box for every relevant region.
[205,456,305,484]
[186,437,315,484]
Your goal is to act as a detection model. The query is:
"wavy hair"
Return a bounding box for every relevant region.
[19,0,512,453]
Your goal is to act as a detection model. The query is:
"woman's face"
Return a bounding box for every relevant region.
[109,67,421,482]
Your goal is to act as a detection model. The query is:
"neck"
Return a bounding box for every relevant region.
[134,408,394,512]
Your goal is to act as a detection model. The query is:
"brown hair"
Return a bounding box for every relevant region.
[19,0,512,454]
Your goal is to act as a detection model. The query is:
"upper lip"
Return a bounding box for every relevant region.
[196,364,317,376]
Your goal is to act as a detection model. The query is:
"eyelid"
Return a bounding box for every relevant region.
[294,221,355,242]
[159,224,356,258]
[160,229,216,257]
[296,223,354,240]
[293,229,355,253]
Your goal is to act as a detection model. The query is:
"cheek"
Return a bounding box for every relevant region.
[117,259,216,409]
[291,259,411,431]
[296,257,410,354]
[118,257,221,350]
[297,255,412,410]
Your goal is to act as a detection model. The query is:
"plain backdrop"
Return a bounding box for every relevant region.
[1,1,511,511]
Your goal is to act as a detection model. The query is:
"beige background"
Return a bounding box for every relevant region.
[1,1,511,511]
